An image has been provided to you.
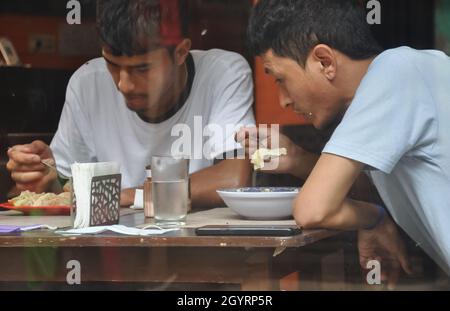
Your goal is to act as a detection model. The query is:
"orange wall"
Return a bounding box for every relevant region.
[0,15,96,70]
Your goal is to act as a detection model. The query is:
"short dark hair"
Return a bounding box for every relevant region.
[248,0,382,66]
[97,0,189,56]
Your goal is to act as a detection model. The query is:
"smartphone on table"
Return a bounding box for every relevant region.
[195,225,302,236]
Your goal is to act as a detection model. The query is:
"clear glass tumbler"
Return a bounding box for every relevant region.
[151,156,190,227]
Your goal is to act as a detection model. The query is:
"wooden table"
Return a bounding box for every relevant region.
[0,208,351,290]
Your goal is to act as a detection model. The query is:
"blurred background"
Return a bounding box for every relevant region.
[1,0,449,131]
[0,0,449,290]
[0,0,450,199]
[1,0,450,197]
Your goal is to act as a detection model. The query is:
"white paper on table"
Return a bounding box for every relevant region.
[55,224,178,236]
[20,224,58,231]
[71,162,120,229]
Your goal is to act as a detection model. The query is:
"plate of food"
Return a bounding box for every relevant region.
[0,191,71,216]
[216,187,299,220]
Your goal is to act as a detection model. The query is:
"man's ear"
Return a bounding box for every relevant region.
[309,44,337,81]
[174,39,192,66]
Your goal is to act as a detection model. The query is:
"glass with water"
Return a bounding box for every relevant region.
[151,156,190,227]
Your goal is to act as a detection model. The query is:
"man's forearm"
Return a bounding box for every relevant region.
[290,147,319,180]
[295,196,382,230]
[190,159,252,210]
[293,153,385,230]
[291,147,382,204]
[118,160,251,209]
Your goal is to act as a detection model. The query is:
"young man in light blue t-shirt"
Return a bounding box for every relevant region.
[240,0,450,287]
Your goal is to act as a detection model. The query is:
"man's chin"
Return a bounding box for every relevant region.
[124,103,155,121]
[317,115,344,133]
[312,120,325,130]
[125,100,147,112]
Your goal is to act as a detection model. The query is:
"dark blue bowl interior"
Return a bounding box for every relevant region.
[219,187,298,193]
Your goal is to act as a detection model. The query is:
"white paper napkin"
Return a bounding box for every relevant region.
[0,224,57,233]
[55,224,178,236]
[71,162,120,229]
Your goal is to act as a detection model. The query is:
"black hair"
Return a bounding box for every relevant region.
[248,0,383,66]
[97,0,189,56]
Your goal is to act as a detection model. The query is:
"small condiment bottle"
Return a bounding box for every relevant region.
[143,165,153,217]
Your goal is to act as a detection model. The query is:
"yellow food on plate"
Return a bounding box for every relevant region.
[8,191,71,207]
[250,148,287,170]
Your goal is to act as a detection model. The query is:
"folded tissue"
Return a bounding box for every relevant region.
[71,162,121,229]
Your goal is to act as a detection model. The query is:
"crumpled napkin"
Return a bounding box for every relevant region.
[0,224,57,234]
[55,224,178,236]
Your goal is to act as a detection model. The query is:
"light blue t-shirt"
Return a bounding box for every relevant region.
[323,47,450,274]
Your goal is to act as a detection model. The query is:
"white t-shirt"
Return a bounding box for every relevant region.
[51,49,255,188]
[323,47,450,274]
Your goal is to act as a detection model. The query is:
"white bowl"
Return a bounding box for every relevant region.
[217,187,299,220]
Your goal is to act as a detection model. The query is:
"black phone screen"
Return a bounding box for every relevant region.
[195,225,302,236]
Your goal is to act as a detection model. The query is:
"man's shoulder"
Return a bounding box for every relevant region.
[70,57,109,84]
[374,46,449,71]
[362,47,423,87]
[371,47,416,70]
[66,57,117,110]
[191,49,251,74]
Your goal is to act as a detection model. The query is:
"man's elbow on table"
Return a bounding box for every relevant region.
[293,194,335,229]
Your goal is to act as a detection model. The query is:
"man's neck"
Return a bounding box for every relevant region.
[338,55,377,108]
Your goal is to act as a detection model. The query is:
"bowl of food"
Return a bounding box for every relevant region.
[216,187,299,220]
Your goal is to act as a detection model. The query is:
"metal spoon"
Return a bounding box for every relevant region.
[41,159,56,171]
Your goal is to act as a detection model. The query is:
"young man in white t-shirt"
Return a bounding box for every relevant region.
[239,0,450,287]
[7,0,254,209]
